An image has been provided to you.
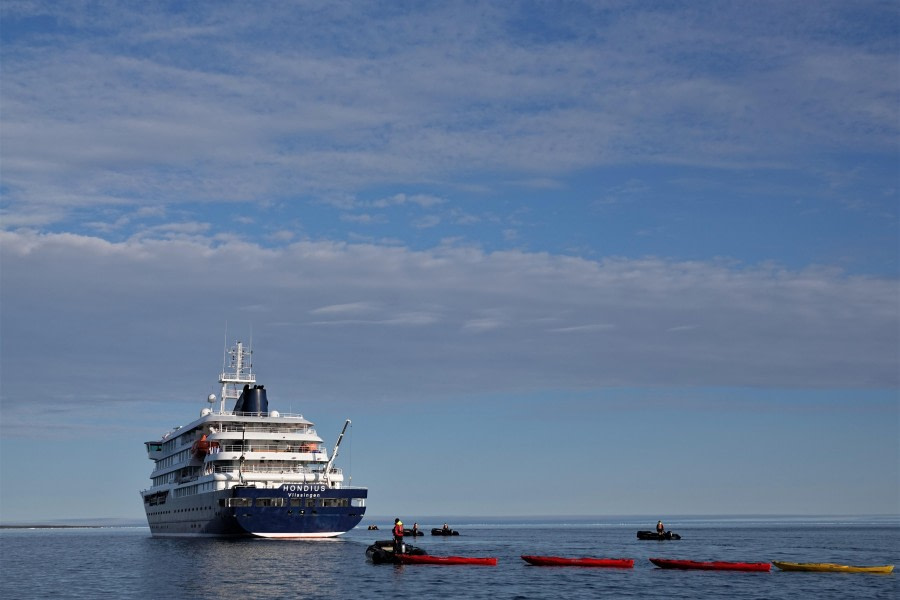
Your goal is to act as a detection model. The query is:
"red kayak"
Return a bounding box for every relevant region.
[397,554,497,566]
[650,558,770,572]
[522,555,634,568]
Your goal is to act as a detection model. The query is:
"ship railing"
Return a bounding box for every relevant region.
[213,465,312,474]
[211,465,344,475]
[210,410,309,419]
[215,424,316,435]
[216,444,323,453]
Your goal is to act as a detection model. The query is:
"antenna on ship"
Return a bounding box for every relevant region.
[219,339,255,413]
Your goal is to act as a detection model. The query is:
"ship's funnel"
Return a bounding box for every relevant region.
[233,385,268,414]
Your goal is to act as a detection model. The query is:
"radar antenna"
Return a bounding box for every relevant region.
[219,340,255,412]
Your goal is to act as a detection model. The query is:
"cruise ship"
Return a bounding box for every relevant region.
[140,341,367,537]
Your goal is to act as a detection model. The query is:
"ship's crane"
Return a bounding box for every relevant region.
[321,419,351,486]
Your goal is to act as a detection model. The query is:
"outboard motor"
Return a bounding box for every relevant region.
[233,384,269,414]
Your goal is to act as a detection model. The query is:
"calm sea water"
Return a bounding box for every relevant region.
[1,517,897,599]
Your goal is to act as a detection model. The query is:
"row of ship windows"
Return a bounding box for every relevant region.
[223,497,350,508]
[175,481,216,497]
[145,497,350,513]
[146,509,225,518]
[155,449,192,470]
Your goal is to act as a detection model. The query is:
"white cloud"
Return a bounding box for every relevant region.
[2,2,896,231]
[1,229,895,433]
[311,302,379,316]
[463,318,506,333]
[340,213,387,224]
[412,215,441,229]
[369,193,446,209]
[549,324,616,333]
[271,230,294,242]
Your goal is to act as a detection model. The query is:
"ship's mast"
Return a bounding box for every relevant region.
[219,341,255,412]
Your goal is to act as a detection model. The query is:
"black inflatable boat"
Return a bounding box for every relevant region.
[637,530,681,540]
[366,539,427,564]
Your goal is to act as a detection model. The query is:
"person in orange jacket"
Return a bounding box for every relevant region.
[393,518,404,553]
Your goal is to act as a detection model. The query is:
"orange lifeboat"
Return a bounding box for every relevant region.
[192,434,211,459]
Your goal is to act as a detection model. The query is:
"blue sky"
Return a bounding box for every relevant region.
[0,1,897,523]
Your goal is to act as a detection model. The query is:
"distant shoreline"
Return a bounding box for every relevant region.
[0,524,147,530]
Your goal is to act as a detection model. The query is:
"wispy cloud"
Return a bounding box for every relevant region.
[311,302,379,316]
[2,1,896,238]
[549,324,616,333]
[2,229,895,429]
[369,194,445,209]
[340,213,387,224]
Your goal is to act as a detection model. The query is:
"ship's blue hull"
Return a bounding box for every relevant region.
[144,484,367,538]
[232,485,367,538]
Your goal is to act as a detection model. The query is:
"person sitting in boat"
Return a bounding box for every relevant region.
[393,518,404,554]
[656,520,665,535]
[442,523,450,532]
[412,522,419,536]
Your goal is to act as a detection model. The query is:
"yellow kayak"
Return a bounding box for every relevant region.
[773,561,894,574]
